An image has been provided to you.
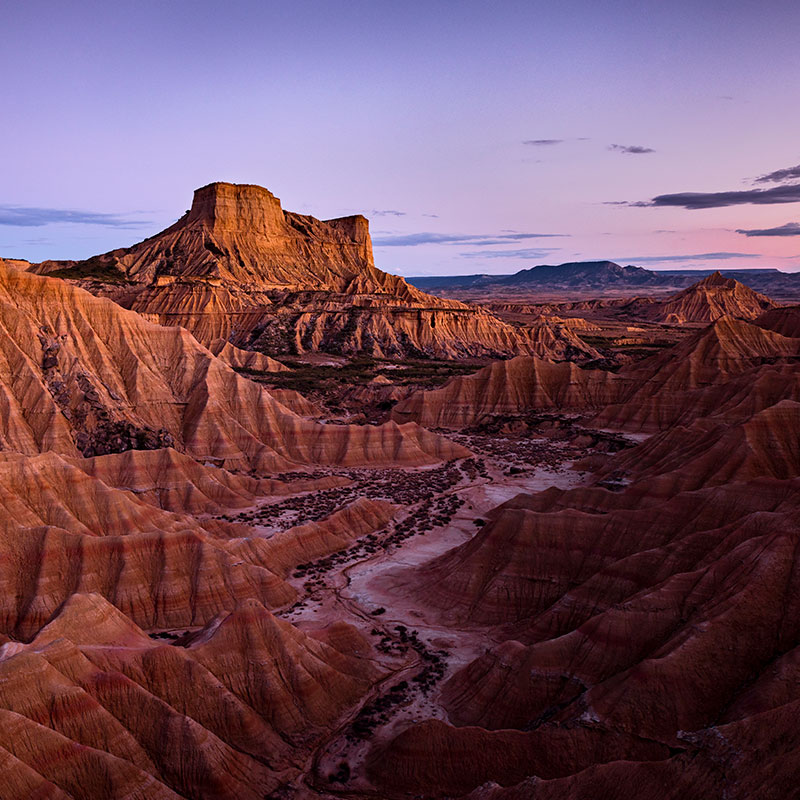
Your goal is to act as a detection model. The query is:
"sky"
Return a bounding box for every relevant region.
[3,0,800,276]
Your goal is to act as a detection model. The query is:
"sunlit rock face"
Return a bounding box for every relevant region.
[28,182,600,360]
[644,271,778,323]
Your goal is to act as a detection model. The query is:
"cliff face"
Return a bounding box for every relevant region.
[30,182,598,360]
[86,182,375,288]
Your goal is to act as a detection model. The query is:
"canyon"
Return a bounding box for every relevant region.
[0,183,797,799]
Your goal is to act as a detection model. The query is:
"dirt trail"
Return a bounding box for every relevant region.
[270,435,586,798]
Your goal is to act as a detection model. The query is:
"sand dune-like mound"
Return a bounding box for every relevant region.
[0,450,297,637]
[208,337,290,372]
[370,474,800,795]
[230,496,397,577]
[646,271,778,323]
[0,593,377,799]
[396,316,800,432]
[456,700,800,799]
[72,446,345,513]
[0,261,466,470]
[366,718,669,797]
[0,443,409,640]
[602,399,800,495]
[33,182,599,361]
[392,356,627,428]
[594,316,800,431]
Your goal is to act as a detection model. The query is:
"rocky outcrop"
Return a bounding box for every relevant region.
[240,298,599,360]
[54,182,376,289]
[645,271,778,323]
[396,316,800,432]
[31,182,599,361]
[392,356,627,428]
[0,261,467,470]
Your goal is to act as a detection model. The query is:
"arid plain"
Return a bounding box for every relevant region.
[0,182,798,799]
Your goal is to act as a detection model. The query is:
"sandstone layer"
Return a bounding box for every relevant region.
[29,183,599,361]
[0,593,377,799]
[0,261,466,470]
[644,271,778,323]
[366,308,800,799]
[394,315,800,431]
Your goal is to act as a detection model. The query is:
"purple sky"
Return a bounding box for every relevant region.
[3,0,800,275]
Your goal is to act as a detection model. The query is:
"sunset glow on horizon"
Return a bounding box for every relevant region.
[3,0,800,275]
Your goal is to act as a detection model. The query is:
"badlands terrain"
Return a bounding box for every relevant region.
[0,182,798,799]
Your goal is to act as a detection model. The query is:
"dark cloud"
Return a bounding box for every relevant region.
[371,209,406,217]
[736,222,800,237]
[523,139,564,146]
[617,252,760,264]
[609,144,655,155]
[754,164,800,184]
[0,206,150,228]
[372,231,567,247]
[459,247,561,260]
[635,183,800,209]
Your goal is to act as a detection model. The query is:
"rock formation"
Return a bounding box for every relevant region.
[644,271,778,323]
[2,190,799,799]
[0,261,467,470]
[594,316,800,432]
[208,338,290,372]
[0,593,377,799]
[394,315,800,431]
[392,355,627,428]
[756,304,800,338]
[29,182,599,360]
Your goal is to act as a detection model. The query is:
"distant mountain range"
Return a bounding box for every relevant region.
[408,261,800,298]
